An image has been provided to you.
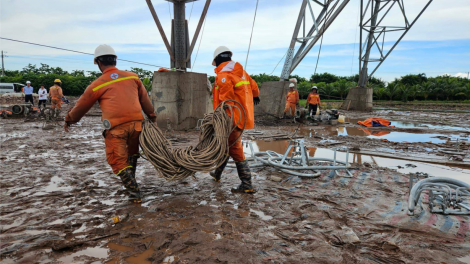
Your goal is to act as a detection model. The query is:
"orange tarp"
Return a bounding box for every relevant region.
[358,118,394,128]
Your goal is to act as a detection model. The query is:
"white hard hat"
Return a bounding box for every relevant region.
[212,46,232,66]
[94,44,117,64]
[26,81,31,84]
[289,83,295,88]
[312,86,318,89]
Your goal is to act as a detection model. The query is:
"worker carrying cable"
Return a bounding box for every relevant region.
[283,83,299,118]
[306,86,321,117]
[210,46,260,194]
[49,79,64,117]
[64,44,157,203]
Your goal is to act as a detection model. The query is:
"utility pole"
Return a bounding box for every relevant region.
[1,50,4,76]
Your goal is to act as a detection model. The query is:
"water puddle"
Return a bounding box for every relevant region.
[44,176,73,193]
[125,248,155,264]
[246,141,470,184]
[162,256,179,263]
[57,246,108,263]
[107,242,134,252]
[345,118,469,131]
[458,253,470,264]
[295,126,467,143]
[250,209,273,221]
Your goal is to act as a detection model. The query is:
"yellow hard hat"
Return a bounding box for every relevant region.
[54,79,62,83]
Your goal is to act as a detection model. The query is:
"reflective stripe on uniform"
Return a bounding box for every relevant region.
[235,81,250,87]
[215,86,219,90]
[92,76,139,92]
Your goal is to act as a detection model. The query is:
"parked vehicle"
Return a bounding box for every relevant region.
[0,83,25,94]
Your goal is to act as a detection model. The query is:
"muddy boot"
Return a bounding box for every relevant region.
[231,160,256,194]
[210,157,229,182]
[118,167,142,203]
[128,154,140,176]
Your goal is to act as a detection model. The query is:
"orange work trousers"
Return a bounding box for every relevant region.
[105,121,142,174]
[51,97,62,110]
[284,102,296,116]
[228,128,245,162]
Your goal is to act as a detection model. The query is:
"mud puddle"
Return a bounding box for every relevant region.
[246,140,470,184]
[296,126,468,143]
[345,117,470,132]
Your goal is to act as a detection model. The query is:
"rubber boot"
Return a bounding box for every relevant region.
[231,160,256,194]
[118,167,142,203]
[210,157,229,182]
[128,154,140,176]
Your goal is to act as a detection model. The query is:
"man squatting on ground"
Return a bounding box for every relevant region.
[209,46,260,194]
[64,44,157,203]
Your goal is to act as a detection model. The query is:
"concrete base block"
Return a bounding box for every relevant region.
[341,87,373,112]
[254,81,290,118]
[150,71,212,130]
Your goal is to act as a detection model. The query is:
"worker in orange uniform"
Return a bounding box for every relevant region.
[64,44,157,203]
[209,46,260,194]
[283,83,299,118]
[306,86,321,117]
[49,79,64,117]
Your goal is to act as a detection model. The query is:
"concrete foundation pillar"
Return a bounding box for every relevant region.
[150,71,212,130]
[341,87,373,111]
[254,81,291,118]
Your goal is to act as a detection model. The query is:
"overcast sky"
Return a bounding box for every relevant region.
[1,0,469,82]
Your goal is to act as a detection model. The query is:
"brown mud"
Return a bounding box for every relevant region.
[1,101,470,263]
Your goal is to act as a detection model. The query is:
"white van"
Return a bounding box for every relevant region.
[0,83,25,94]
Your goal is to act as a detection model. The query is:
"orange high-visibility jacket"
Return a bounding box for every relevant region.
[286,90,299,104]
[306,92,321,106]
[65,67,156,129]
[49,86,63,99]
[213,61,259,130]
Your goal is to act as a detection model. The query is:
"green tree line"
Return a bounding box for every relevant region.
[0,64,154,96]
[2,65,468,101]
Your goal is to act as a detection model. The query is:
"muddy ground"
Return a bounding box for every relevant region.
[1,102,470,264]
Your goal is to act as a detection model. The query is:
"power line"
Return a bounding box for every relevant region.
[191,16,207,72]
[350,0,360,75]
[0,37,172,69]
[244,0,259,71]
[270,50,288,76]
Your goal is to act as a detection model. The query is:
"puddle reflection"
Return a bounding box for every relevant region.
[245,140,470,184]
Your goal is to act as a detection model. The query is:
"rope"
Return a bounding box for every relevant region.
[244,0,259,70]
[139,100,246,181]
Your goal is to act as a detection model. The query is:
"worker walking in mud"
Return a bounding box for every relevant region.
[64,44,157,203]
[209,46,259,194]
[306,86,321,118]
[49,79,64,116]
[283,83,299,118]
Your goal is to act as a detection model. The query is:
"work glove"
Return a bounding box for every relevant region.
[253,97,260,105]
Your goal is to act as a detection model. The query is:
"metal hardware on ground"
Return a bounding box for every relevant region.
[228,139,352,178]
[408,177,470,215]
